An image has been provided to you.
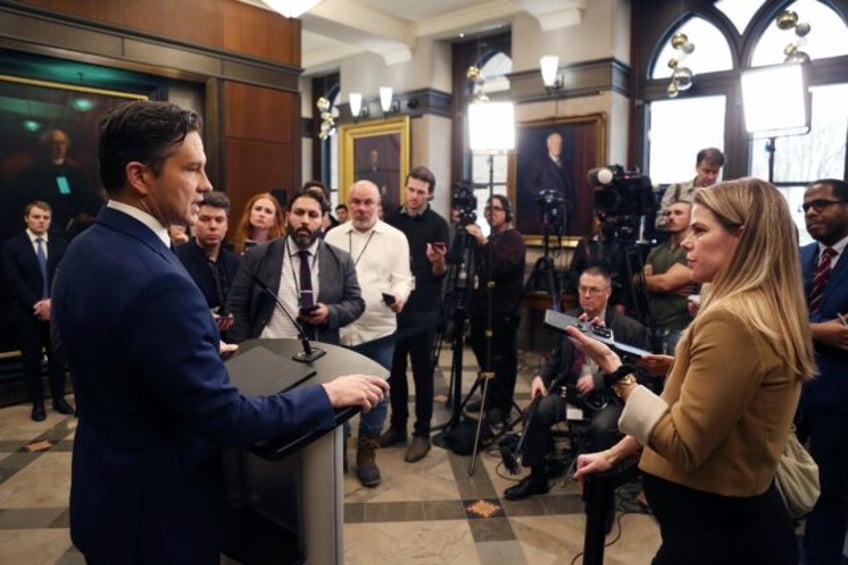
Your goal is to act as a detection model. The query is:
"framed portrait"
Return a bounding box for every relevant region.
[0,74,147,241]
[507,113,607,246]
[338,116,410,211]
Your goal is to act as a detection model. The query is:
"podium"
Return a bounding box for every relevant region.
[223,339,388,565]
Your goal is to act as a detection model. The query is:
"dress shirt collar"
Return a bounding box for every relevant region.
[818,233,848,265]
[26,229,48,244]
[285,236,320,257]
[107,200,170,248]
[401,203,429,217]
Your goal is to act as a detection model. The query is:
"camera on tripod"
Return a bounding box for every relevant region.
[451,181,478,226]
[587,165,656,243]
[536,188,565,229]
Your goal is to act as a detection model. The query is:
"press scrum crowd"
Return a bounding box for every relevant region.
[2,101,846,564]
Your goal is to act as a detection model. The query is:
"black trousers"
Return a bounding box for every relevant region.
[521,392,623,468]
[16,317,65,406]
[388,309,439,438]
[469,309,519,414]
[643,473,798,565]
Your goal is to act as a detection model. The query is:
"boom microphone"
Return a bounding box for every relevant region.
[247,272,326,363]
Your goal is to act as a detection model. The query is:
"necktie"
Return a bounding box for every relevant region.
[35,237,49,298]
[809,247,836,315]
[298,250,314,308]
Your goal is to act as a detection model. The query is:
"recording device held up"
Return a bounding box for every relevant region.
[451,181,478,226]
[587,165,655,244]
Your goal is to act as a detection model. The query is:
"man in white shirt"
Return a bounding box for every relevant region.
[326,180,413,486]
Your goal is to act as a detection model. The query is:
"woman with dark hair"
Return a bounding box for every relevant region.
[232,192,285,254]
[573,178,816,564]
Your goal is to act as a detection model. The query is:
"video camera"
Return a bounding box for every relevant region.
[451,181,478,226]
[587,165,656,243]
[536,188,565,230]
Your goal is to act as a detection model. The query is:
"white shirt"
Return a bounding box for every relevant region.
[818,234,848,270]
[261,237,321,339]
[325,220,412,346]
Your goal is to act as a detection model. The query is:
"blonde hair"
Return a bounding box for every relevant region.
[233,192,285,254]
[692,178,815,381]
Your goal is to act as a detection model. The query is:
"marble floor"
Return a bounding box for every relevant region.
[0,345,663,564]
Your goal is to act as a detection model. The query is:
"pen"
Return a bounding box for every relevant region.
[838,312,848,327]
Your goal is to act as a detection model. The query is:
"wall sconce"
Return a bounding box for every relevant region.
[539,55,563,91]
[349,92,368,119]
[379,86,399,115]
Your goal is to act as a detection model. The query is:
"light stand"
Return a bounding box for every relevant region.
[465,100,516,476]
[741,62,811,183]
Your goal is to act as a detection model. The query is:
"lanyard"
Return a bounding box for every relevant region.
[348,229,376,267]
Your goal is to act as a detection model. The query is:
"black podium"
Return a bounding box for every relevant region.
[223,339,388,565]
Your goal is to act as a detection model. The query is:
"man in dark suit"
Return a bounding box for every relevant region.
[798,178,848,565]
[227,190,364,345]
[51,100,387,564]
[529,132,575,231]
[504,265,651,501]
[1,200,73,421]
[175,191,241,336]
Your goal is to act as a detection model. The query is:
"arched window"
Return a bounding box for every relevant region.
[636,0,848,243]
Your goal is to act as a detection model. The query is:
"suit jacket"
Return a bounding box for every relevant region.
[541,307,652,390]
[226,237,364,345]
[800,242,848,412]
[1,231,67,321]
[52,207,337,564]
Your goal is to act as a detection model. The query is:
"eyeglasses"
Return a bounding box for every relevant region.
[578,285,609,296]
[799,199,847,213]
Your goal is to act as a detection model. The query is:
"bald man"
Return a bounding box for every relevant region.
[325,180,413,486]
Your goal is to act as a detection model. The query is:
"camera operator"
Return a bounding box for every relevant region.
[503,266,651,503]
[464,195,526,426]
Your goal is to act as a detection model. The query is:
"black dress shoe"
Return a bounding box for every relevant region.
[31,404,47,422]
[504,475,549,501]
[53,398,75,415]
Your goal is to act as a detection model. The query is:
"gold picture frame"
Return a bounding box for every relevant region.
[338,116,411,209]
[507,113,607,247]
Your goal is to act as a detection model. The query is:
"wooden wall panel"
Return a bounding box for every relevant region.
[224,138,293,229]
[224,81,297,143]
[20,0,299,66]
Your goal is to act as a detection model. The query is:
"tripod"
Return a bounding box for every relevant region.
[523,222,562,308]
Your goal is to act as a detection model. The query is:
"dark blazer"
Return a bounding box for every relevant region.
[800,242,848,412]
[175,239,242,311]
[52,207,337,564]
[541,307,652,389]
[226,237,364,345]
[1,231,67,320]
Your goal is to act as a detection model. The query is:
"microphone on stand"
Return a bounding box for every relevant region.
[247,272,326,363]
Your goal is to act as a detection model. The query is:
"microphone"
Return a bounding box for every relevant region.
[247,271,326,363]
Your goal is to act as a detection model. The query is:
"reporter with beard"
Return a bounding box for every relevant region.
[227,190,364,345]
[573,178,815,564]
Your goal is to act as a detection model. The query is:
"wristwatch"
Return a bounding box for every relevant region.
[612,374,637,398]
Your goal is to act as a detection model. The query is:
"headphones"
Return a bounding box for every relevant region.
[491,194,514,223]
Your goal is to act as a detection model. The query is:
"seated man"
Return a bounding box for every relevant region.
[504,266,651,501]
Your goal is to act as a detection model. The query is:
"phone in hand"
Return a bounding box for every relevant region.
[382,292,396,306]
[299,304,319,315]
[432,241,446,252]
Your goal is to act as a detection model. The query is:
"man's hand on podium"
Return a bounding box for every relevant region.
[322,375,389,412]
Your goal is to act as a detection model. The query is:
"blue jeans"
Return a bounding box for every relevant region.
[653,328,682,355]
[344,337,394,439]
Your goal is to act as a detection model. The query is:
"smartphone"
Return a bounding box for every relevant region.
[432,241,446,252]
[299,304,319,315]
[382,292,396,306]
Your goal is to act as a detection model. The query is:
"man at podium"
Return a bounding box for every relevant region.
[51,100,388,564]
